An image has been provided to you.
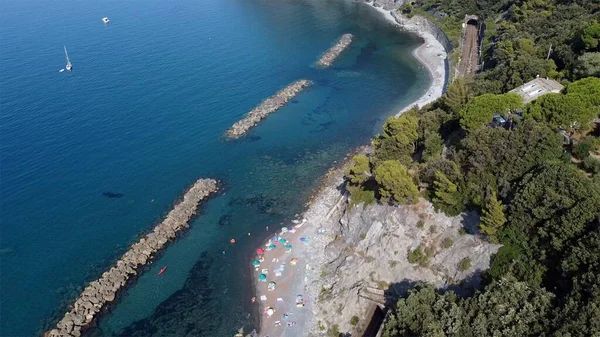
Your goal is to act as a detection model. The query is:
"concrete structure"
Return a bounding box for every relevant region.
[509,77,564,104]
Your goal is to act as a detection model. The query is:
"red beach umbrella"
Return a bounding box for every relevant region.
[256,248,264,255]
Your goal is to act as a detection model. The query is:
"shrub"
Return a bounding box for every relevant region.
[350,316,360,326]
[416,220,425,228]
[407,244,434,266]
[573,136,597,159]
[583,156,600,174]
[441,237,454,249]
[458,257,472,271]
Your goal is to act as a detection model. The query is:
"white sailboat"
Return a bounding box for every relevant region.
[64,46,72,72]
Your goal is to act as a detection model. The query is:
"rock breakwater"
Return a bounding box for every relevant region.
[316,33,354,67]
[227,79,312,139]
[45,178,218,337]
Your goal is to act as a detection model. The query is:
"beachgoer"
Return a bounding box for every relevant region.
[251,297,256,303]
[266,226,269,231]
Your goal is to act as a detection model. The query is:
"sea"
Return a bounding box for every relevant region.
[0,0,431,335]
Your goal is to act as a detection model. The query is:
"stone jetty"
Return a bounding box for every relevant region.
[45,178,218,337]
[227,79,312,139]
[316,33,354,67]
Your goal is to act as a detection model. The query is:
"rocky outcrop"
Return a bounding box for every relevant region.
[358,0,403,10]
[391,11,454,53]
[316,34,354,68]
[305,198,500,335]
[227,80,312,139]
[45,178,219,337]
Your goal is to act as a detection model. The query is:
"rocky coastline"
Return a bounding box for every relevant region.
[316,33,354,68]
[45,178,218,337]
[227,80,312,139]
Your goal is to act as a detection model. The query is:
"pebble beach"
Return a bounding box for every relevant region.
[253,7,448,336]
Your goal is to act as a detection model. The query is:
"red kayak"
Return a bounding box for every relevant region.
[158,266,168,275]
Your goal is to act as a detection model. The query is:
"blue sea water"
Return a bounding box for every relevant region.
[0,0,431,335]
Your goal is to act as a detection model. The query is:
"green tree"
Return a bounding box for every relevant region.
[479,191,506,242]
[373,114,419,166]
[573,135,598,159]
[344,155,371,185]
[526,93,597,133]
[432,171,464,216]
[382,285,465,337]
[574,52,600,78]
[507,162,600,252]
[563,76,600,106]
[422,133,444,163]
[442,78,471,115]
[463,276,554,337]
[374,160,419,204]
[581,22,600,51]
[459,93,522,132]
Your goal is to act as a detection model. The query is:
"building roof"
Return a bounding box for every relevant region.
[509,77,564,104]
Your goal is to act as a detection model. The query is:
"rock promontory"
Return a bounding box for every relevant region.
[45,178,218,337]
[227,79,312,139]
[316,34,354,67]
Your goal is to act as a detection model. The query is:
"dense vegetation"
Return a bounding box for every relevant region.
[343,12,600,330]
[402,0,600,92]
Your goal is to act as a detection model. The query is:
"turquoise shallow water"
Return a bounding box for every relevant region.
[0,0,430,335]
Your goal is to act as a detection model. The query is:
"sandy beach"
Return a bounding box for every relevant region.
[252,7,448,337]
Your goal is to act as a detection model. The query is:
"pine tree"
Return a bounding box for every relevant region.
[433,171,464,216]
[344,155,370,185]
[442,78,470,115]
[479,191,506,242]
[374,160,419,204]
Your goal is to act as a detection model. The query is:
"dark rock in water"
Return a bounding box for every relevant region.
[228,195,280,215]
[291,100,299,104]
[118,252,224,336]
[102,192,124,199]
[46,179,219,337]
[218,214,231,227]
[245,135,262,142]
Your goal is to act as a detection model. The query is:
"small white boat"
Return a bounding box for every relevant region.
[63,46,72,72]
[102,17,110,24]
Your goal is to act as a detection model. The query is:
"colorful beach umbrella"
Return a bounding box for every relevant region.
[258,274,267,281]
[281,226,289,233]
[285,244,292,249]
[256,248,264,255]
[278,238,287,243]
[290,258,298,265]
[268,244,276,249]
[252,260,260,266]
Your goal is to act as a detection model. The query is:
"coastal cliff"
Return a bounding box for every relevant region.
[305,196,500,335]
